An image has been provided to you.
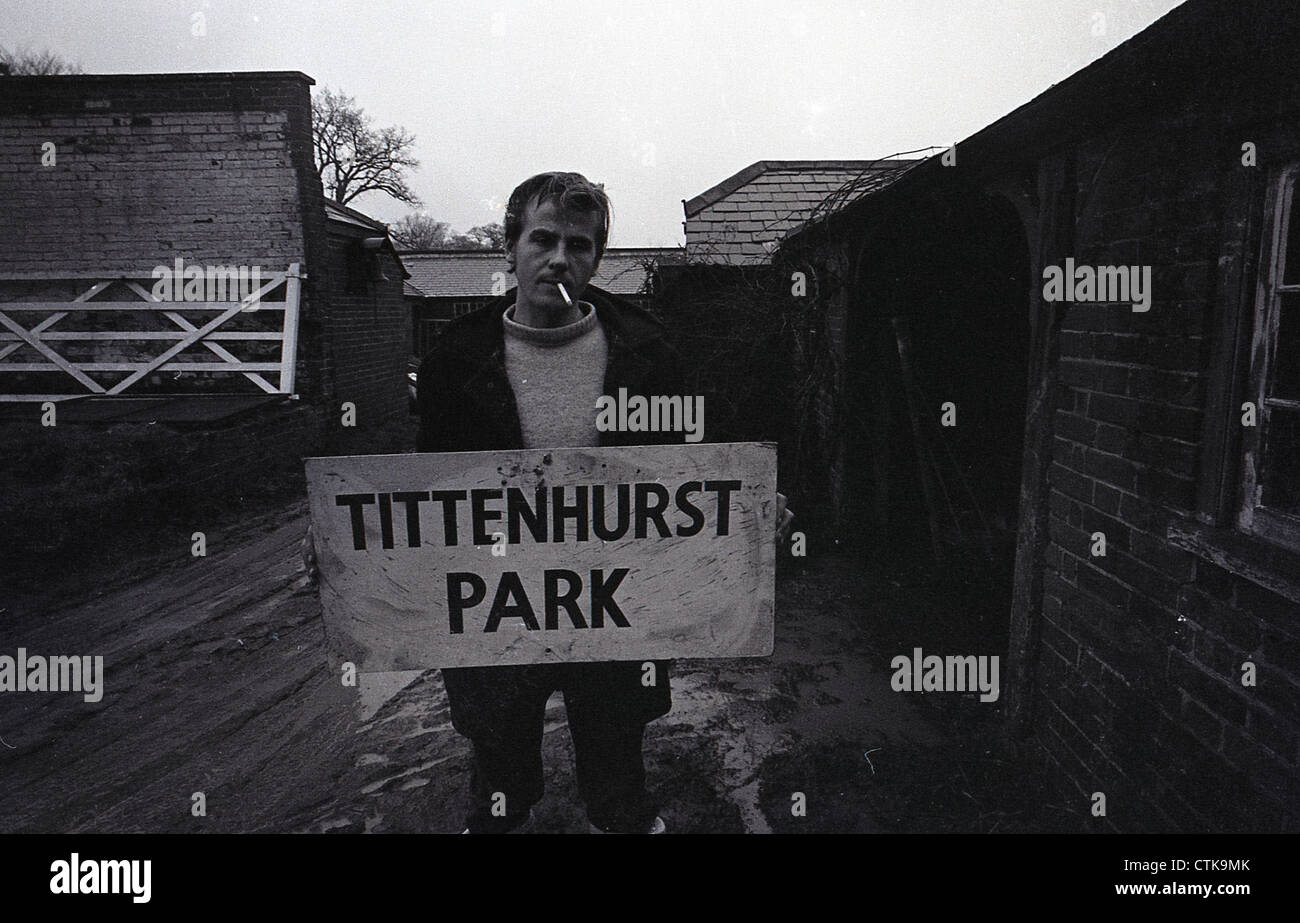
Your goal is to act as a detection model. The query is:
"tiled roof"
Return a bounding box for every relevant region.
[591,248,684,294]
[398,247,684,298]
[683,160,917,265]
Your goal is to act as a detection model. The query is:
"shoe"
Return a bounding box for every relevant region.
[588,815,666,834]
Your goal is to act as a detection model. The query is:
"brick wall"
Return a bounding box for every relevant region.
[753,0,1297,833]
[0,72,320,277]
[1035,97,1299,831]
[317,236,408,429]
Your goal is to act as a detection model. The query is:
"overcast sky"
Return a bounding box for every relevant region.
[5,0,1186,246]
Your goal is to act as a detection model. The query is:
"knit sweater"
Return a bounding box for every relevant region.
[501,300,608,449]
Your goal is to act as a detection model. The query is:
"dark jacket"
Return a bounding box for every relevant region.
[417,285,688,453]
[416,285,683,737]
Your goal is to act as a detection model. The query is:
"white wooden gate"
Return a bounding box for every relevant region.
[0,263,302,401]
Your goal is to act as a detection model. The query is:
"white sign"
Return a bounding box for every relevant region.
[305,442,777,671]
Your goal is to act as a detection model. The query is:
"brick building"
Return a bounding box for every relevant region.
[319,198,410,423]
[780,0,1300,831]
[0,72,408,566]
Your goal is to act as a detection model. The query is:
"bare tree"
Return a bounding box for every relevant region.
[0,45,84,75]
[391,213,452,250]
[312,87,422,207]
[391,216,505,251]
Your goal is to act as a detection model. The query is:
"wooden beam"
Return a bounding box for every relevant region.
[280,262,301,394]
[0,302,287,312]
[1,362,286,371]
[1168,519,1300,606]
[1005,150,1074,737]
[0,331,287,341]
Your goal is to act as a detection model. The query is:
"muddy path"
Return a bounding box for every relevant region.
[0,498,1074,834]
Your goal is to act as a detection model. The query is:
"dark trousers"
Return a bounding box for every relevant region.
[443,661,670,833]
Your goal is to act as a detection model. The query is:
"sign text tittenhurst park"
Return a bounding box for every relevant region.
[305,442,776,671]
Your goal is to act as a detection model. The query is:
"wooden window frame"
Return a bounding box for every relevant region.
[1237,163,1300,550]
[1171,148,1300,608]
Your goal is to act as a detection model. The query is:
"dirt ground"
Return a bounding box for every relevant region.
[0,496,1084,834]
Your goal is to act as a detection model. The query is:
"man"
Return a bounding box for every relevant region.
[416,171,793,833]
[416,172,685,833]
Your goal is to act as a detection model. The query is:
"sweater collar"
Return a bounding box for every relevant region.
[463,285,664,369]
[503,300,599,346]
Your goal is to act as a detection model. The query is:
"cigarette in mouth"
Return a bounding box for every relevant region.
[556,282,574,307]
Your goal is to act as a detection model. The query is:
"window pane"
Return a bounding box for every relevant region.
[1261,405,1300,516]
[1270,293,1300,401]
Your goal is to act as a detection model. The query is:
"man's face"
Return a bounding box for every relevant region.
[506,196,603,326]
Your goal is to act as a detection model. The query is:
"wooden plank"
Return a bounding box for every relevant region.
[0,362,286,371]
[121,273,286,314]
[281,262,301,394]
[1237,171,1290,534]
[1005,150,1076,736]
[0,270,182,280]
[1168,520,1300,606]
[0,302,287,312]
[1195,163,1265,524]
[305,443,778,672]
[0,332,287,341]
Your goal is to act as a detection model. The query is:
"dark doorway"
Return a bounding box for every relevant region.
[843,188,1032,653]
